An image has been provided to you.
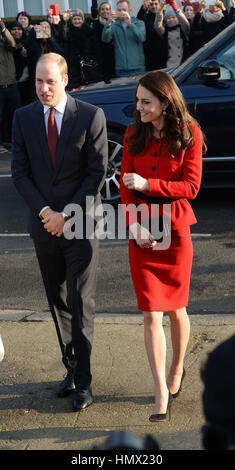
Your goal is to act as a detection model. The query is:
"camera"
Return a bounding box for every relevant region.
[101,431,160,450]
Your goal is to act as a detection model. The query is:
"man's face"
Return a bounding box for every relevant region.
[117,1,131,18]
[36,60,68,107]
[149,1,160,14]
[10,26,23,40]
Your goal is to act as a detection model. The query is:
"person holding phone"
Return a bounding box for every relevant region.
[137,0,165,71]
[0,18,21,153]
[63,9,102,89]
[192,0,229,45]
[9,21,31,106]
[102,0,146,77]
[120,70,206,422]
[24,20,63,101]
[91,1,115,83]
[154,0,190,68]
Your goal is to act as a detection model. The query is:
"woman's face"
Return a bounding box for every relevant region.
[18,14,29,29]
[136,85,167,125]
[71,15,84,27]
[40,21,51,36]
[185,5,194,19]
[11,26,23,40]
[99,3,110,19]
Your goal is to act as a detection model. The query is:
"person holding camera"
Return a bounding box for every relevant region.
[102,0,146,77]
[63,9,102,89]
[9,21,31,106]
[137,1,165,71]
[24,20,63,101]
[154,0,190,68]
[91,1,115,83]
[228,0,235,23]
[0,18,21,153]
[192,0,230,46]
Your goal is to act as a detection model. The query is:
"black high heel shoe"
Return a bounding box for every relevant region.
[149,393,173,422]
[171,367,186,399]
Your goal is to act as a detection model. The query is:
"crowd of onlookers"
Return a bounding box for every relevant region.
[0,0,235,152]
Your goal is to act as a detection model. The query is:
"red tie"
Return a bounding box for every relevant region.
[48,107,58,168]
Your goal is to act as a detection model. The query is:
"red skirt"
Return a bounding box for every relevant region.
[129,226,193,312]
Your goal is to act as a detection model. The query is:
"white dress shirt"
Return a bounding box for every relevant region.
[43,93,68,136]
[39,93,68,217]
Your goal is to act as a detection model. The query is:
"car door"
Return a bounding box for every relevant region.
[180,38,235,185]
[183,38,235,157]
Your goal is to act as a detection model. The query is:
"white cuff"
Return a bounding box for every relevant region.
[39,206,50,217]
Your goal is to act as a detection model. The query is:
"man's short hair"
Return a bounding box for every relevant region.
[36,53,68,77]
[116,0,131,8]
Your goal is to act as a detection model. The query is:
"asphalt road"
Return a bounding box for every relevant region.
[0,151,235,316]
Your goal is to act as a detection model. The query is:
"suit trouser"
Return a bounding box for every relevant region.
[33,235,99,389]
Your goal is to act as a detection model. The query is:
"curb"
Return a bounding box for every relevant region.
[0,309,234,326]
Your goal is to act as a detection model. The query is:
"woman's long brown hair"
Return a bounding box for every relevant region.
[126,70,207,155]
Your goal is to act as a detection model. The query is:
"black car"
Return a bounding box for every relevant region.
[71,23,235,203]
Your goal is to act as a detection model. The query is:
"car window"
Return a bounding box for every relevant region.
[183,38,235,84]
[216,40,235,80]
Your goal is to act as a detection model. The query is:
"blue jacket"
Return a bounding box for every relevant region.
[102,17,146,71]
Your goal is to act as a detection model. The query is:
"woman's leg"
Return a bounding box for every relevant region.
[167,307,190,394]
[143,311,169,414]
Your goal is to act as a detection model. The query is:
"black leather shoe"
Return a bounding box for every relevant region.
[149,393,173,422]
[73,387,93,411]
[172,368,186,399]
[57,370,75,397]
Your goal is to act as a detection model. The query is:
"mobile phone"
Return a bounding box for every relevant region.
[115,11,124,18]
[50,4,60,16]
[35,25,48,39]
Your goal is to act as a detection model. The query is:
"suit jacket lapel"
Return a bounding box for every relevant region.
[52,94,78,180]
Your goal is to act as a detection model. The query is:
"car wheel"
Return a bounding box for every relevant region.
[101,129,125,205]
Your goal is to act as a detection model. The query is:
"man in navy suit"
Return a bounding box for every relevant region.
[11,53,108,411]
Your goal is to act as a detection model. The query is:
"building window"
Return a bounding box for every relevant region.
[3,0,18,17]
[23,0,43,15]
[69,0,88,13]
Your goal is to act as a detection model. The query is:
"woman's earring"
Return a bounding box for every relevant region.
[163,109,167,115]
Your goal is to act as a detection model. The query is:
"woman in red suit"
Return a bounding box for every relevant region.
[120,70,206,422]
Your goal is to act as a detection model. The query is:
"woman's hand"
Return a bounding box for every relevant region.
[123,172,149,191]
[129,223,157,249]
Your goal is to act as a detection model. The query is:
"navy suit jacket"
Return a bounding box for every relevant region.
[11,94,108,241]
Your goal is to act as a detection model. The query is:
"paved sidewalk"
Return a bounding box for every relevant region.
[0,311,234,451]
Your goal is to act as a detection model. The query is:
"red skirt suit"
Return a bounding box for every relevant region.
[120,124,203,312]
